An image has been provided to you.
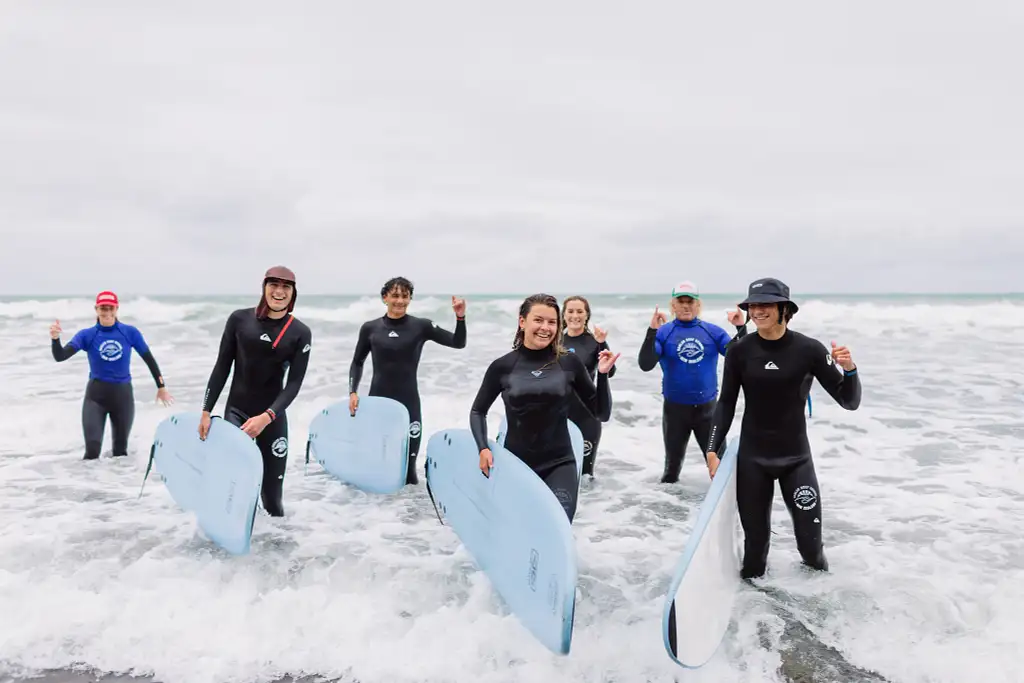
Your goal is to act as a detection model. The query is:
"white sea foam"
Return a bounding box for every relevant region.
[1,294,1022,683]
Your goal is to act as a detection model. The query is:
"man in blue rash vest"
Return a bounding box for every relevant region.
[348,277,467,485]
[637,281,747,482]
[705,277,861,579]
[470,294,619,522]
[198,266,313,517]
[50,290,174,459]
[561,295,617,477]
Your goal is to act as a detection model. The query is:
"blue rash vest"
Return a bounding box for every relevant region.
[639,318,743,405]
[68,321,152,384]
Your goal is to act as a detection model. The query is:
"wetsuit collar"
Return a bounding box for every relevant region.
[753,327,793,347]
[671,317,701,328]
[518,343,557,361]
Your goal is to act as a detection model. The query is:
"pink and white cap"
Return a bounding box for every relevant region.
[671,280,700,299]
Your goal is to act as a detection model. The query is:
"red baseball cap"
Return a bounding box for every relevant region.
[95,291,119,306]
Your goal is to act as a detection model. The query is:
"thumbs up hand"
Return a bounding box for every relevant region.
[830,340,855,371]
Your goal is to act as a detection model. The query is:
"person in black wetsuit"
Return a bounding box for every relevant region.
[705,277,861,579]
[348,276,467,485]
[470,293,619,523]
[50,290,173,459]
[561,295,617,477]
[198,266,313,517]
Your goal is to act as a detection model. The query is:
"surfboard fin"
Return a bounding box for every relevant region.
[137,443,156,500]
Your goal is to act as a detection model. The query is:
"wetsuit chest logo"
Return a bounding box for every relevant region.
[764,361,779,370]
[675,337,705,364]
[531,370,543,377]
[260,333,272,342]
[388,331,399,337]
[98,339,124,362]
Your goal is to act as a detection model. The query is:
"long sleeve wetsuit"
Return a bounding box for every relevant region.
[469,345,611,522]
[51,321,165,459]
[638,317,746,482]
[561,330,616,476]
[201,307,313,516]
[705,328,862,578]
[348,313,466,484]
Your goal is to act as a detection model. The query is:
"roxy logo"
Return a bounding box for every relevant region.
[675,337,705,364]
[583,440,592,457]
[409,421,421,438]
[271,437,288,457]
[793,485,818,510]
[98,339,123,362]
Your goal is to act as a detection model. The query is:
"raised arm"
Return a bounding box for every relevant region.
[637,327,664,372]
[595,338,617,378]
[809,340,861,410]
[267,327,313,417]
[569,353,612,422]
[201,312,239,413]
[426,316,467,349]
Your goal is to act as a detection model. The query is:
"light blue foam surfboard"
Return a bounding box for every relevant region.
[140,413,264,556]
[662,435,742,669]
[424,428,577,655]
[496,416,585,479]
[305,396,411,494]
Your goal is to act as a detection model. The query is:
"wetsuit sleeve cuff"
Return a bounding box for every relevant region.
[843,368,857,376]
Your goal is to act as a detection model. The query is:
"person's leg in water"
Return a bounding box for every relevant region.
[536,459,580,523]
[225,406,289,516]
[778,457,828,572]
[690,398,721,462]
[81,379,108,460]
[568,394,602,476]
[107,382,135,457]
[736,454,777,579]
[661,399,692,483]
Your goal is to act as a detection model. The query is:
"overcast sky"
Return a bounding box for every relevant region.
[1,0,1021,296]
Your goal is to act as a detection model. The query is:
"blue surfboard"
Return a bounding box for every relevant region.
[662,435,742,668]
[305,396,411,494]
[424,429,577,655]
[141,413,264,555]
[496,416,585,478]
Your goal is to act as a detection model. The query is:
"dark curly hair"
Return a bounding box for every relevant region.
[381,277,413,299]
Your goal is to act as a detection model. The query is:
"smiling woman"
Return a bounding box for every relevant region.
[48,290,174,460]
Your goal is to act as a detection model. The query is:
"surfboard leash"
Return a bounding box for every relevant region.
[424,458,445,526]
[137,443,156,500]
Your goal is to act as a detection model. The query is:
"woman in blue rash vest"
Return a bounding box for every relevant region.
[348,276,467,485]
[561,295,617,477]
[470,293,619,522]
[197,266,313,517]
[637,280,747,483]
[705,277,861,579]
[50,290,174,460]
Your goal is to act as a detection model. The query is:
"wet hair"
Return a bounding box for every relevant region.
[381,277,414,299]
[513,293,565,357]
[561,295,591,334]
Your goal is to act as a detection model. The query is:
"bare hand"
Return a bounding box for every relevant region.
[830,340,856,372]
[726,308,745,326]
[707,452,720,480]
[198,411,212,441]
[349,392,359,416]
[156,387,174,406]
[650,306,667,329]
[593,325,608,343]
[597,349,621,374]
[49,319,61,340]
[240,412,272,438]
[452,295,466,317]
[479,448,493,477]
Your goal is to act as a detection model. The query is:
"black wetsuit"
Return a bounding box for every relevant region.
[201,308,313,517]
[349,313,466,484]
[51,321,165,459]
[705,329,861,579]
[469,346,612,522]
[561,330,617,476]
